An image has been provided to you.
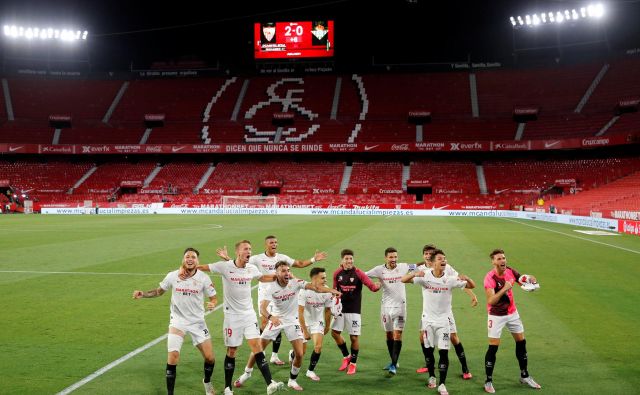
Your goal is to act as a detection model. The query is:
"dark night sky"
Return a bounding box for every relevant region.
[1,0,639,70]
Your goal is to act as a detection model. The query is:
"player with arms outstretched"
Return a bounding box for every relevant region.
[234,261,340,391]
[403,249,475,395]
[195,240,285,395]
[218,235,327,365]
[365,247,414,376]
[132,247,218,395]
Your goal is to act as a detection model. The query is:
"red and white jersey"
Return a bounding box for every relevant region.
[413,270,467,325]
[159,270,216,325]
[418,263,459,313]
[250,252,295,295]
[208,260,262,315]
[298,289,333,323]
[366,263,413,308]
[265,279,307,325]
[484,266,520,316]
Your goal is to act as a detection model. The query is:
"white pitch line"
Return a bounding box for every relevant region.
[0,270,167,276]
[502,218,640,255]
[56,284,258,394]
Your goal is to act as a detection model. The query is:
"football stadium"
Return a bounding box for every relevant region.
[1,1,639,394]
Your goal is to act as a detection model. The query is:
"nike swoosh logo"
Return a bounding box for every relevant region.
[544,141,560,148]
[172,146,186,152]
[364,145,379,151]
[431,205,449,210]
[494,188,510,194]
[9,146,24,152]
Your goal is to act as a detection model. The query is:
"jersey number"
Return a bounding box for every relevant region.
[488,320,493,329]
[226,328,233,337]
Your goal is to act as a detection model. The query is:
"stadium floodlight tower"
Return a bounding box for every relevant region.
[509,3,605,29]
[1,23,90,72]
[507,3,609,64]
[3,25,88,42]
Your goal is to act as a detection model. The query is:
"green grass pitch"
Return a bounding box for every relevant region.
[1,214,639,394]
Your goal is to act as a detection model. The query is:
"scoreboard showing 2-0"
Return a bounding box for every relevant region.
[254,20,334,59]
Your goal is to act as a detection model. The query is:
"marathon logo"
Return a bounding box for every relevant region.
[415,142,445,151]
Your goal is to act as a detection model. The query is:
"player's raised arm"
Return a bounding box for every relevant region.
[401,269,425,283]
[132,287,165,299]
[355,268,381,291]
[458,274,476,289]
[305,282,341,296]
[293,250,328,268]
[258,273,277,282]
[216,246,231,261]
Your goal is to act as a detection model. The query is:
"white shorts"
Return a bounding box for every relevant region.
[223,313,261,347]
[331,313,361,336]
[169,321,211,346]
[421,313,457,334]
[262,321,304,342]
[423,321,450,350]
[306,320,326,335]
[487,312,524,339]
[381,306,406,332]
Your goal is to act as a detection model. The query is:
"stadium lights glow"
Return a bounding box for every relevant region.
[509,3,604,28]
[2,24,88,41]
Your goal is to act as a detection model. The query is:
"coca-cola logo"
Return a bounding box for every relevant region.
[145,145,163,153]
[582,138,610,146]
[622,221,640,235]
[391,144,409,151]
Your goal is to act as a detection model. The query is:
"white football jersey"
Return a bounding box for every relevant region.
[159,270,216,325]
[264,278,307,325]
[298,289,334,324]
[250,252,296,295]
[366,263,413,308]
[208,260,263,315]
[413,270,467,325]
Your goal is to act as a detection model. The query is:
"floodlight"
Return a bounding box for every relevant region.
[510,16,517,26]
[541,13,547,23]
[557,13,564,23]
[593,3,604,17]
[532,14,540,25]
[580,7,587,17]
[525,15,531,25]
[2,24,88,41]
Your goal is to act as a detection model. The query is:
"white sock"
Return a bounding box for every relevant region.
[291,365,300,376]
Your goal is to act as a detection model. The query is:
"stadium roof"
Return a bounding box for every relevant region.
[1,0,639,70]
